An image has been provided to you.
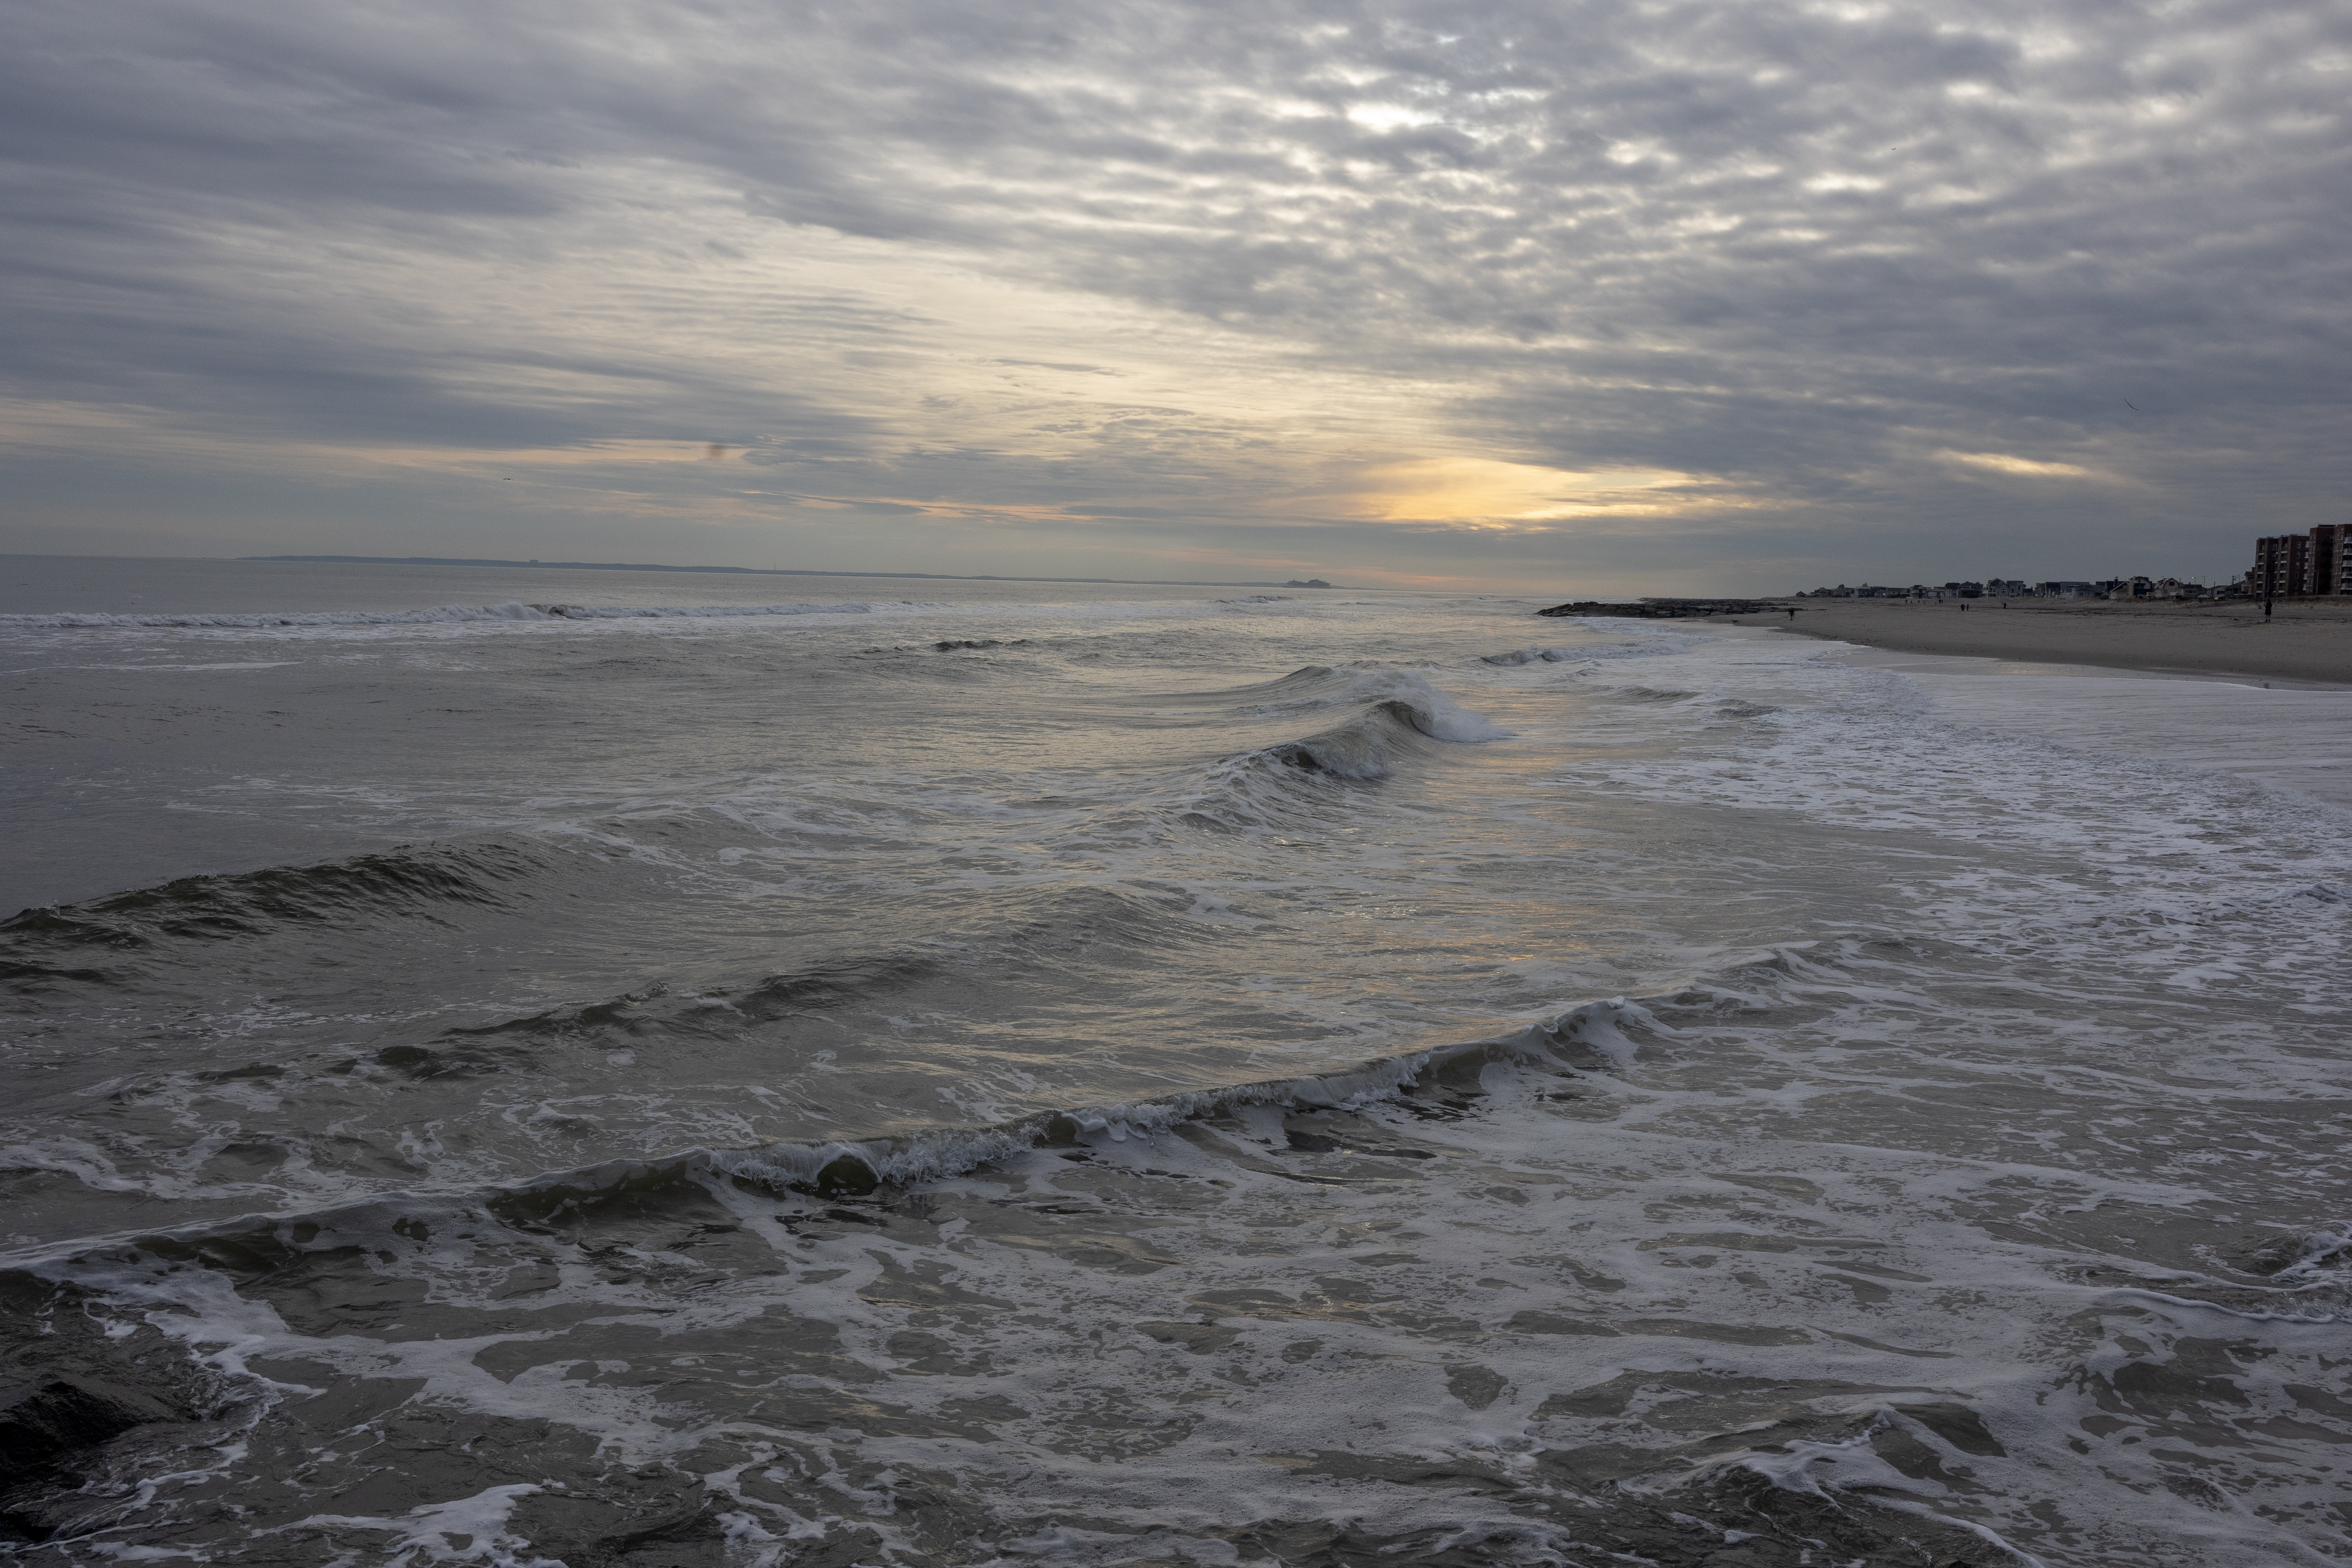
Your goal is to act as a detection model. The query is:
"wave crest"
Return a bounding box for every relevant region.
[2,842,554,982]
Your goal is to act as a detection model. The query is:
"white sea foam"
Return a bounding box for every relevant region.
[1896,662,2352,808]
[38,955,2337,1564]
[262,1485,554,1567]
[7,583,2351,1565]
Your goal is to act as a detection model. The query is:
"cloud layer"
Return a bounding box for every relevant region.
[4,0,2346,588]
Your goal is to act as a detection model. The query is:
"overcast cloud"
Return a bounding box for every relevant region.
[3,0,2346,590]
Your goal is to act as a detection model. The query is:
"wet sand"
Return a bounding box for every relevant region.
[1755,597,2352,686]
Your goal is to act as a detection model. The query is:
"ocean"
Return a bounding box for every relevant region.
[3,556,2349,1567]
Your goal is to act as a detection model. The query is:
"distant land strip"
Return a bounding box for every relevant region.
[240,555,1354,590]
[1539,598,1768,618]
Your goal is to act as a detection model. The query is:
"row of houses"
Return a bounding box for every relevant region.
[1795,581,2059,599]
[1797,524,2352,603]
[1796,578,2220,600]
[2251,524,2352,598]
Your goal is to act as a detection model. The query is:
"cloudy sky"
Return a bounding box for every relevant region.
[3,0,2346,591]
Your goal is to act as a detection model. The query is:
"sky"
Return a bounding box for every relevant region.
[2,0,2346,593]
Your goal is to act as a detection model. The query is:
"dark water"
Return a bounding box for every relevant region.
[4,558,2350,1565]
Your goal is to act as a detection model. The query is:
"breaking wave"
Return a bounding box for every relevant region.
[11,995,1654,1261]
[1238,693,1507,784]
[708,994,1651,1197]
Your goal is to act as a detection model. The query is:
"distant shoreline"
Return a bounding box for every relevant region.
[1758,597,2352,687]
[238,554,1358,591]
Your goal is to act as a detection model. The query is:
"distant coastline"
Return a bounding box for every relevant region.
[239,554,1358,591]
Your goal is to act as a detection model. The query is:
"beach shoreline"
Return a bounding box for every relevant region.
[1743,597,2352,686]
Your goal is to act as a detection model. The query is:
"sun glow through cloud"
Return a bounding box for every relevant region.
[1308,458,1713,527]
[0,0,2339,591]
[1938,450,2117,481]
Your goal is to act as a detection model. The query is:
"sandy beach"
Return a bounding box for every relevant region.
[1754,596,2352,686]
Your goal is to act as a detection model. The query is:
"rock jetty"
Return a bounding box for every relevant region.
[1537,598,1773,619]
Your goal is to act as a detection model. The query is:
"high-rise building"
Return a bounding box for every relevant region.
[2314,523,2352,595]
[2253,524,2352,596]
[2254,534,2306,596]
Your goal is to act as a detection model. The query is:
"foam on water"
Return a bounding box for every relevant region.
[15,957,2350,1563]
[1901,663,2352,808]
[3,573,2349,1565]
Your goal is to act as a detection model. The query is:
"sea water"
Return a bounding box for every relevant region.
[3,557,2350,1566]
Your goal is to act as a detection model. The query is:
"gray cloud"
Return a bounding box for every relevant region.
[2,0,2346,587]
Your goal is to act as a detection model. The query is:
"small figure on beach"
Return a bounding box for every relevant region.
[2265,599,2274,619]
[1786,608,1795,620]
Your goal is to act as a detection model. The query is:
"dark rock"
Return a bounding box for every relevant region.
[0,1374,187,1488]
[812,1155,879,1197]
[1537,598,1774,619]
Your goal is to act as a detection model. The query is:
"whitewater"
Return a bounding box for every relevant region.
[3,557,2351,1567]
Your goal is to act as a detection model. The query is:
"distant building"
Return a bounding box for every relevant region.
[1795,575,2226,602]
[2321,524,2352,595]
[2252,524,2352,596]
[2255,534,2309,597]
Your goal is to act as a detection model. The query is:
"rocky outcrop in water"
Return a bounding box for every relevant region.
[1538,598,1774,618]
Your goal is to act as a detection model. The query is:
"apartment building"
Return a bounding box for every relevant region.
[2322,523,2352,594]
[2253,524,2352,596]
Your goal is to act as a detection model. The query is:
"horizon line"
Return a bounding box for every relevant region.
[237,554,1368,591]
